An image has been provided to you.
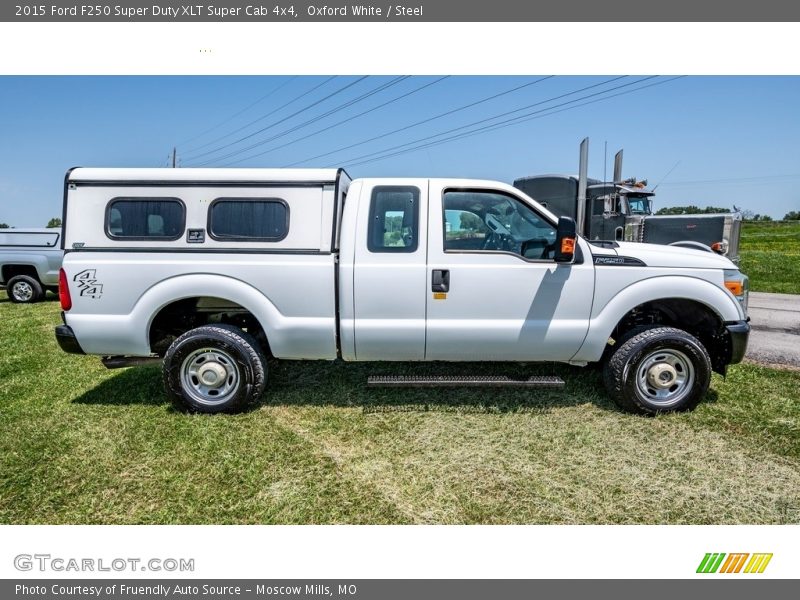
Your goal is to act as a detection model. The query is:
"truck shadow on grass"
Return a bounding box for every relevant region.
[0,290,60,304]
[72,360,718,415]
[270,360,616,414]
[72,366,168,408]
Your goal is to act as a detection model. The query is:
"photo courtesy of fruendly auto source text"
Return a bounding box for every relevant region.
[0,1,799,596]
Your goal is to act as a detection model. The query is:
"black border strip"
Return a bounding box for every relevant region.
[330,168,352,252]
[330,169,348,360]
[70,180,337,188]
[61,166,80,250]
[65,248,331,255]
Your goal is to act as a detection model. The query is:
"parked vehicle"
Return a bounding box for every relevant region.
[55,168,750,415]
[513,139,743,262]
[0,228,63,303]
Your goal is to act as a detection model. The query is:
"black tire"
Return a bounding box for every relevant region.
[163,324,267,414]
[6,275,44,304]
[603,326,711,415]
[597,324,660,367]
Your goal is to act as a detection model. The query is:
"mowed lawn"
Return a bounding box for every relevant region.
[1,295,799,525]
[739,220,800,294]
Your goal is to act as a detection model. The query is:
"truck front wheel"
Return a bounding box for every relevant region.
[163,324,267,414]
[6,275,44,304]
[603,327,711,415]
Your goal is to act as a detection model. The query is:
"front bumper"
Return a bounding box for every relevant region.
[725,319,750,364]
[55,325,85,355]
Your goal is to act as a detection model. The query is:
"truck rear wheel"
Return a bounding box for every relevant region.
[163,324,267,414]
[6,275,44,304]
[603,326,711,415]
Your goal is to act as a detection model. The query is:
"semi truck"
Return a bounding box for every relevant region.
[55,167,749,415]
[513,139,742,262]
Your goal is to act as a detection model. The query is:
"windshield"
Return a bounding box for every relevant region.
[627,197,652,215]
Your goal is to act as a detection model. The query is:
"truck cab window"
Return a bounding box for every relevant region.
[367,186,419,253]
[443,190,556,259]
[627,197,652,215]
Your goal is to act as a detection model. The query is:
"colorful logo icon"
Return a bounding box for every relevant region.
[697,553,773,574]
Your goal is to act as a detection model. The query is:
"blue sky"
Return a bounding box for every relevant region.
[1,75,798,227]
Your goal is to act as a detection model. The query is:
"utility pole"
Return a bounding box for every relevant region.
[171,147,177,168]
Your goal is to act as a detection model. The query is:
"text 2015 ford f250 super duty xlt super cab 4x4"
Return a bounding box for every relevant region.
[54,167,750,415]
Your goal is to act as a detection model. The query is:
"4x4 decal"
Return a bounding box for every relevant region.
[73,269,103,299]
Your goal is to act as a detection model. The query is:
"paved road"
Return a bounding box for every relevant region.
[746,292,800,367]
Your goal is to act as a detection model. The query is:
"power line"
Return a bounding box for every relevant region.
[176,76,298,148]
[183,76,369,162]
[218,76,451,167]
[335,76,638,168]
[180,76,337,156]
[190,76,409,166]
[652,160,681,191]
[344,76,682,169]
[345,76,677,169]
[283,76,558,168]
[659,173,800,186]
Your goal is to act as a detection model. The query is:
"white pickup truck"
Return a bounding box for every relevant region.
[54,168,750,415]
[1,228,63,303]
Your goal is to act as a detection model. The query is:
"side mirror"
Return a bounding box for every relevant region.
[554,216,577,263]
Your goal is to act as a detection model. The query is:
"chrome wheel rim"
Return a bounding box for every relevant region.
[11,281,34,302]
[180,347,241,406]
[635,348,695,408]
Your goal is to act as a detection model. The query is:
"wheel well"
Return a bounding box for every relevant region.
[610,298,731,374]
[149,296,270,358]
[1,265,39,285]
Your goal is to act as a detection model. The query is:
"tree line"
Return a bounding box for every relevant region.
[0,218,62,229]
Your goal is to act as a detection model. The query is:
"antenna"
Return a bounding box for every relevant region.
[652,160,681,191]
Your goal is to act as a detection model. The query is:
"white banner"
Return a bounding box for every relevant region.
[1,525,797,579]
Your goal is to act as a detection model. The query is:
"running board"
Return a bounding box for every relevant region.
[367,375,565,388]
[102,356,163,369]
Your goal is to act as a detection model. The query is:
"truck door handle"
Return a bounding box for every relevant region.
[432,269,450,293]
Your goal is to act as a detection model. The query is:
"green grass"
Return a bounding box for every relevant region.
[1,296,799,524]
[739,221,800,293]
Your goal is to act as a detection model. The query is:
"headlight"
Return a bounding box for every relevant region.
[724,269,749,315]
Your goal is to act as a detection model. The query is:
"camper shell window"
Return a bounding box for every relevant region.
[106,198,185,241]
[208,198,290,242]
